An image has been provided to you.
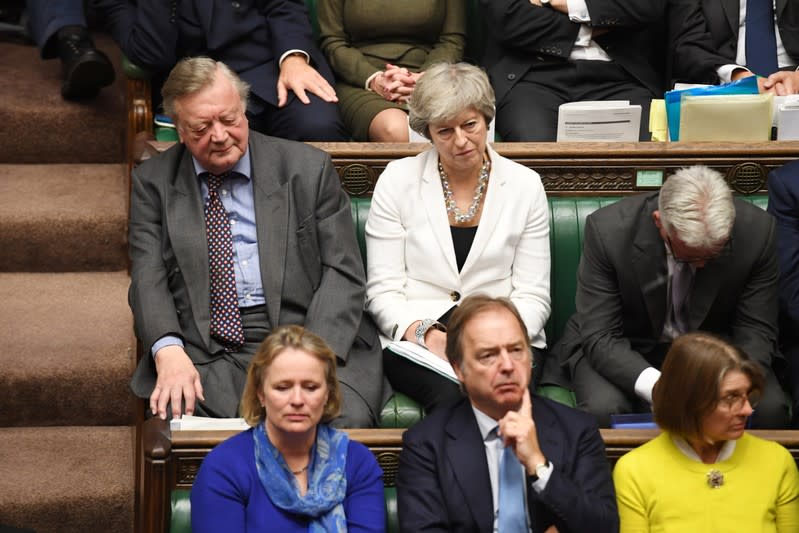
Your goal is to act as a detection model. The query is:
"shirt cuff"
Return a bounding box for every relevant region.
[718,64,749,84]
[634,367,661,403]
[566,0,590,22]
[151,335,185,358]
[365,71,381,91]
[530,460,554,492]
[279,49,310,67]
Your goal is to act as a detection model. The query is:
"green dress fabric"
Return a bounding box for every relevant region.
[318,0,466,140]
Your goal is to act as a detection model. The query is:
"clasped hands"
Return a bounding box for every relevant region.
[370,63,421,103]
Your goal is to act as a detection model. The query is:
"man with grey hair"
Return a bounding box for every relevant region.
[546,165,790,428]
[128,57,385,427]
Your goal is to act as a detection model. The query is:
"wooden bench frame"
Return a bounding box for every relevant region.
[137,417,799,533]
[138,140,799,197]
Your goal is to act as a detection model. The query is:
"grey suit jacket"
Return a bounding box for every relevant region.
[701,0,799,64]
[546,192,779,393]
[128,132,383,414]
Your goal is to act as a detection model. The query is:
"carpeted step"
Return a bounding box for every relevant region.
[0,163,128,272]
[0,271,136,427]
[0,425,134,533]
[0,36,125,164]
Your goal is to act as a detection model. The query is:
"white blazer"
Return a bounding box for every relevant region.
[365,145,551,348]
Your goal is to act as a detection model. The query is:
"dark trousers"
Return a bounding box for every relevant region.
[247,93,348,142]
[192,306,376,427]
[496,59,655,142]
[26,0,86,57]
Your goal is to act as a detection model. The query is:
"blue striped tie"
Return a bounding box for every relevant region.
[498,444,527,532]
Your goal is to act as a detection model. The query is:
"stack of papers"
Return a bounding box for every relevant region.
[777,96,799,140]
[386,341,459,383]
[556,101,642,142]
[170,415,250,431]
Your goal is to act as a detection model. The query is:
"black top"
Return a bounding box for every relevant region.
[450,225,478,272]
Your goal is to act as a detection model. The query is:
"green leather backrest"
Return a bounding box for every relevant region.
[353,194,769,346]
[169,487,399,532]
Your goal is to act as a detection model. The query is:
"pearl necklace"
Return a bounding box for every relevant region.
[438,158,490,224]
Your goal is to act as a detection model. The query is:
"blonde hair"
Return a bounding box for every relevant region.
[239,326,341,426]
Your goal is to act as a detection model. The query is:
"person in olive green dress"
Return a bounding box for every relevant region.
[318,0,465,141]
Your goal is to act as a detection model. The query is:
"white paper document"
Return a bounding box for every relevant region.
[170,415,250,431]
[777,96,799,140]
[556,101,642,142]
[386,341,460,383]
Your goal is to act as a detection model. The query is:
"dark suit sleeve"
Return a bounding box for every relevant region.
[575,215,652,392]
[92,0,180,71]
[730,209,780,370]
[583,0,668,26]
[301,154,368,361]
[666,0,730,85]
[768,164,799,325]
[479,0,579,58]
[396,429,451,532]
[534,414,618,533]
[262,0,319,60]
[128,165,183,354]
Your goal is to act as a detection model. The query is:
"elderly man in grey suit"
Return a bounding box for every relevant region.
[547,166,791,429]
[128,57,384,427]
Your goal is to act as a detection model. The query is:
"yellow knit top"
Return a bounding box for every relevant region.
[613,432,799,532]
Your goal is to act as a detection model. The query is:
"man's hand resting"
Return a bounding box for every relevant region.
[152,345,204,420]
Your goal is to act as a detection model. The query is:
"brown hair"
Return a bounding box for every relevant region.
[445,294,531,370]
[239,325,341,426]
[653,332,764,440]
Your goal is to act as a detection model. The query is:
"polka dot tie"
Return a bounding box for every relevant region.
[205,173,245,350]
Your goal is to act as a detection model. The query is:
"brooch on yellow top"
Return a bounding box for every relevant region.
[706,469,724,489]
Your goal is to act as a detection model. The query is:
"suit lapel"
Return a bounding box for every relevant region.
[445,402,495,533]
[461,146,504,277]
[421,150,460,280]
[250,139,287,329]
[167,151,212,348]
[723,0,741,38]
[776,0,787,20]
[631,200,669,337]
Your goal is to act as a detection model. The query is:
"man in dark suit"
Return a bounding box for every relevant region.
[479,0,732,142]
[700,0,799,93]
[128,57,383,427]
[547,166,790,428]
[768,161,799,427]
[397,295,617,533]
[95,0,347,141]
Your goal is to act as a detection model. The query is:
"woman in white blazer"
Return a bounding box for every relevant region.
[365,63,551,411]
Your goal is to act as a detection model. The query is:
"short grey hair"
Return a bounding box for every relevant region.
[408,62,495,139]
[658,166,735,249]
[161,57,250,120]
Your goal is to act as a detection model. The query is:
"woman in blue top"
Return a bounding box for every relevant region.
[191,325,385,532]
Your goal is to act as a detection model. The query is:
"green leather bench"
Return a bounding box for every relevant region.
[167,193,769,532]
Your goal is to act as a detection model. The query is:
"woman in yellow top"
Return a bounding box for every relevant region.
[613,332,799,532]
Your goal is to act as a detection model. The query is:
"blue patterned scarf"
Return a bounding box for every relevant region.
[253,423,349,533]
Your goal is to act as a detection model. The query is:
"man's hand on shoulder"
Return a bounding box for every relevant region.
[277,54,338,107]
[498,389,547,473]
[152,345,204,420]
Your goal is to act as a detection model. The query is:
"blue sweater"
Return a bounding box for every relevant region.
[191,428,385,532]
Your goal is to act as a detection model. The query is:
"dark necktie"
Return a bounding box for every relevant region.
[745,0,779,76]
[671,261,693,336]
[205,172,245,350]
[498,440,527,532]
